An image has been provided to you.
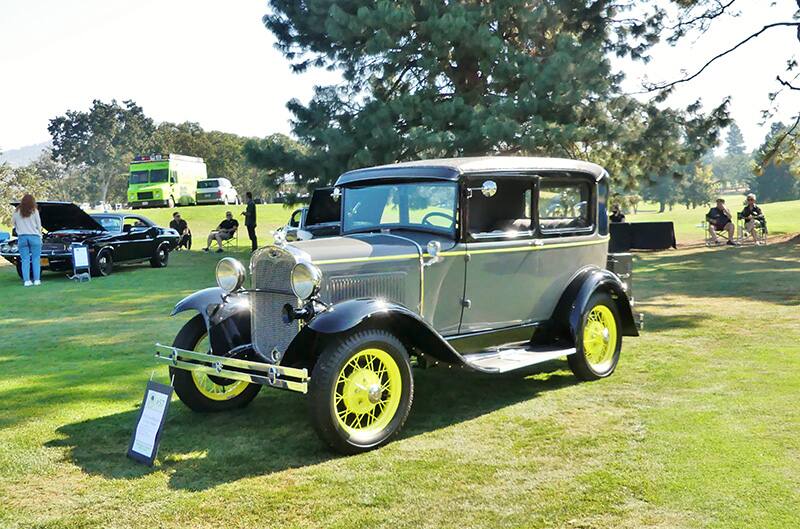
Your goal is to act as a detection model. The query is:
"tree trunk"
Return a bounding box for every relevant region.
[659,201,665,213]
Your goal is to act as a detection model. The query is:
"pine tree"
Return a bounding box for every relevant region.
[248,1,729,193]
[725,122,746,156]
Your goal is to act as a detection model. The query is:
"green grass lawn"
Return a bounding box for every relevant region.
[622,195,800,244]
[1,204,800,528]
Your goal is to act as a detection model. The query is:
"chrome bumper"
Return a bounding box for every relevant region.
[154,343,309,394]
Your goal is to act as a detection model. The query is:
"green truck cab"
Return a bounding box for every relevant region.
[127,154,207,209]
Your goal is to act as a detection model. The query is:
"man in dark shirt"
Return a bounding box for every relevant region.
[241,191,257,251]
[741,193,766,244]
[609,203,625,223]
[203,211,239,253]
[169,212,191,250]
[706,198,737,246]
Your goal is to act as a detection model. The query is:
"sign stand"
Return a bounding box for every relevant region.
[69,243,91,282]
[127,379,173,467]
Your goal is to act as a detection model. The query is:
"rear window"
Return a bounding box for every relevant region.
[197,180,219,189]
[538,180,592,234]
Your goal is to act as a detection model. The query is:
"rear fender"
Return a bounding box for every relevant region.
[281,299,465,369]
[170,287,251,354]
[550,267,638,344]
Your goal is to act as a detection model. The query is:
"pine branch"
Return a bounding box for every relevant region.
[759,114,800,166]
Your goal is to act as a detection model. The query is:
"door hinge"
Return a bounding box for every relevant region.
[461,298,472,309]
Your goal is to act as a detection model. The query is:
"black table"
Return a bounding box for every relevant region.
[609,222,676,252]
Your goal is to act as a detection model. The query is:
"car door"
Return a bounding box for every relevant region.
[123,216,157,260]
[460,175,542,334]
[534,176,605,320]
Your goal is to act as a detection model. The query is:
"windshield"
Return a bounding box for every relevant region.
[342,181,457,235]
[129,171,149,184]
[197,179,219,189]
[150,169,169,183]
[92,215,122,232]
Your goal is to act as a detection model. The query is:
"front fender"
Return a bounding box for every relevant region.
[551,267,639,344]
[171,287,251,354]
[281,299,467,369]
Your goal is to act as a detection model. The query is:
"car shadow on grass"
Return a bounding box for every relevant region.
[46,363,577,491]
[637,239,800,306]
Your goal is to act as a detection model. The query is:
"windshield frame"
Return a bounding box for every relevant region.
[341,179,459,238]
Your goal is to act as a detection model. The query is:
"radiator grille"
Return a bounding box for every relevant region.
[250,247,299,359]
[137,191,153,200]
[321,272,406,305]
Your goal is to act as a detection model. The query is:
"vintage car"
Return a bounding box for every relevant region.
[0,202,179,277]
[154,157,638,454]
[281,187,341,241]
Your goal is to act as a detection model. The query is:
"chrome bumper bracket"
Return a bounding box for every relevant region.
[154,343,309,394]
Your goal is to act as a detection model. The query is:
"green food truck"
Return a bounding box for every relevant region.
[127,154,207,208]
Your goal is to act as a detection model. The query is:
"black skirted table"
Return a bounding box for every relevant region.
[609,222,676,252]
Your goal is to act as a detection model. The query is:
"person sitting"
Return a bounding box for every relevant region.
[203,211,238,253]
[740,193,766,245]
[609,203,626,223]
[706,198,738,246]
[169,211,192,250]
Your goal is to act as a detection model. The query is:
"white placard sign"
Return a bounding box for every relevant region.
[127,381,173,466]
[72,245,90,269]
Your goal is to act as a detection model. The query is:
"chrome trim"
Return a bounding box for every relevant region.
[154,343,308,394]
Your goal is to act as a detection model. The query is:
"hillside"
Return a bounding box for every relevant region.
[0,141,51,167]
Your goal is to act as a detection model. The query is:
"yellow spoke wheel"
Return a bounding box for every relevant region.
[191,371,248,401]
[333,348,402,436]
[582,304,618,371]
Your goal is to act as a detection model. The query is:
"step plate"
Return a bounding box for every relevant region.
[462,345,577,374]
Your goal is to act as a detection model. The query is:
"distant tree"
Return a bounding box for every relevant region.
[712,153,752,190]
[0,158,56,225]
[679,163,718,209]
[244,133,311,200]
[642,174,682,213]
[251,1,728,194]
[0,161,15,225]
[725,122,746,156]
[48,99,154,204]
[748,122,800,202]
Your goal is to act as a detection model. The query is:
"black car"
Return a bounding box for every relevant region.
[0,202,180,277]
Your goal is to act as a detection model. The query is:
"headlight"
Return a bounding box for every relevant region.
[215,257,246,293]
[291,262,322,300]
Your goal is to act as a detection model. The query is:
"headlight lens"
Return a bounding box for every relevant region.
[215,257,246,293]
[291,262,322,300]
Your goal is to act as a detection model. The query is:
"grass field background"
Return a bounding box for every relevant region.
[1,198,799,528]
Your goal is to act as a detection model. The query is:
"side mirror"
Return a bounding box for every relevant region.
[296,229,313,241]
[423,240,443,268]
[467,180,498,198]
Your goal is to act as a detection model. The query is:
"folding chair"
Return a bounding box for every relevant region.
[737,212,768,245]
[221,229,239,250]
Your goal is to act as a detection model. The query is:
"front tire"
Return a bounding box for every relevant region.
[309,329,414,454]
[568,291,622,381]
[170,314,261,412]
[91,248,114,277]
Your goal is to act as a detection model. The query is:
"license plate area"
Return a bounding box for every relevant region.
[40,257,49,266]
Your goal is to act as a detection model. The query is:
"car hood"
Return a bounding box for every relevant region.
[290,233,420,265]
[11,202,105,233]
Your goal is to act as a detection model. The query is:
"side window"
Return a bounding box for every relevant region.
[467,178,533,238]
[538,180,592,235]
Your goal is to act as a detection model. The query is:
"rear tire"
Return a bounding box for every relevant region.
[150,243,170,268]
[309,329,414,454]
[568,291,622,381]
[170,314,261,412]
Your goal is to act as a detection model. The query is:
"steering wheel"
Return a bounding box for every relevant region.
[421,211,455,228]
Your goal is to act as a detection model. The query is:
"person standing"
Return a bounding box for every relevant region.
[13,194,43,286]
[242,191,257,251]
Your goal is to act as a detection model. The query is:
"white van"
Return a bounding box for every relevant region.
[196,178,240,205]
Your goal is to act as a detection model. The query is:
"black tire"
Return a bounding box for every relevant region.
[567,291,622,381]
[170,314,261,412]
[150,243,170,268]
[91,248,114,277]
[309,329,414,454]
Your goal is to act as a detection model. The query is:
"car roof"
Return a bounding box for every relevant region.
[335,156,607,186]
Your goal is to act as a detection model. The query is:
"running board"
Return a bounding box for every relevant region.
[462,345,576,374]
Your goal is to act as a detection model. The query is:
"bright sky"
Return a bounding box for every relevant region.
[0,0,797,153]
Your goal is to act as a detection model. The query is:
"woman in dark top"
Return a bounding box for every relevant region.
[609,204,625,223]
